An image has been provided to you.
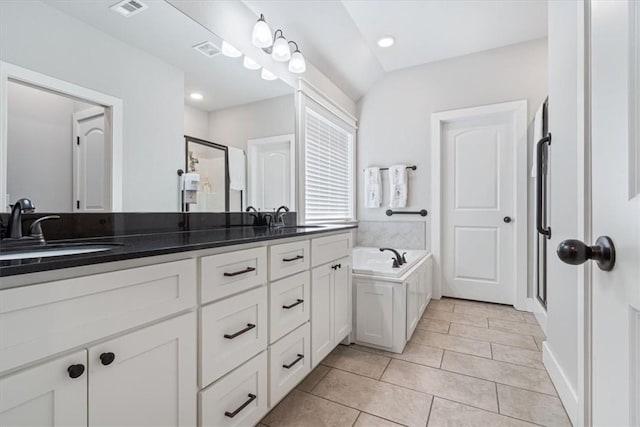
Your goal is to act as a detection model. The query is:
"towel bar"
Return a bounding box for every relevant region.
[386,209,428,217]
[363,165,417,172]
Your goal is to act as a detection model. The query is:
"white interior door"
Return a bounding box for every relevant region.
[73,106,109,212]
[247,134,295,211]
[439,101,526,305]
[589,1,640,424]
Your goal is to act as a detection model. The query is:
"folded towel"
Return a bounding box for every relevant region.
[388,165,408,208]
[228,147,245,191]
[364,167,381,208]
[531,102,545,178]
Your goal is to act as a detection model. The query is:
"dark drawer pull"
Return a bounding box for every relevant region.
[282,299,304,309]
[224,393,257,418]
[282,354,304,369]
[223,267,256,277]
[224,323,256,339]
[282,254,304,262]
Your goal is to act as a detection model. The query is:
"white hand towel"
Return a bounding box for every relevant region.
[228,147,245,191]
[364,167,381,208]
[531,102,545,178]
[388,165,408,208]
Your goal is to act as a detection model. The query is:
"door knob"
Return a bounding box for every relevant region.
[557,236,616,271]
[503,216,512,223]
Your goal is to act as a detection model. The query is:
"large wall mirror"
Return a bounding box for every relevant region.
[0,0,296,213]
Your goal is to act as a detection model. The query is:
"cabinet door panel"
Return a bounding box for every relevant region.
[333,257,352,342]
[311,264,333,367]
[88,312,196,427]
[0,350,87,427]
[406,275,420,340]
[355,281,393,348]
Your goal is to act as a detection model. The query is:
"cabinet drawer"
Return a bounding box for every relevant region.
[269,272,310,344]
[269,240,310,281]
[0,259,196,375]
[200,286,268,387]
[200,247,267,304]
[311,233,352,267]
[199,352,268,427]
[268,323,311,407]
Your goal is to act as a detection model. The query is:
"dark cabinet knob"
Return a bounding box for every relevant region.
[100,352,116,366]
[557,236,616,271]
[503,216,512,223]
[67,364,85,379]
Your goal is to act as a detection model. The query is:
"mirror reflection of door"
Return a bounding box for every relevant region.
[184,136,229,212]
[247,134,295,211]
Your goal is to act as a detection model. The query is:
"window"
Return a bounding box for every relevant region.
[304,107,355,223]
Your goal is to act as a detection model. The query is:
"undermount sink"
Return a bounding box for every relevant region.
[0,243,118,261]
[280,225,326,229]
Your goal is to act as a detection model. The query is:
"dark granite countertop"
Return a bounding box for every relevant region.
[0,224,356,278]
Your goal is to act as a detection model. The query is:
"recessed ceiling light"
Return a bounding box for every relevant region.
[110,0,148,18]
[377,36,395,48]
[190,93,203,101]
[221,41,242,58]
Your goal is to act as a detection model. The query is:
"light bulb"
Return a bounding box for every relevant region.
[288,50,306,73]
[251,14,273,48]
[221,41,242,58]
[243,56,261,70]
[190,92,203,100]
[271,34,291,62]
[261,68,277,81]
[377,36,395,48]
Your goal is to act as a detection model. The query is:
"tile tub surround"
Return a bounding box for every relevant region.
[356,221,426,250]
[260,298,572,427]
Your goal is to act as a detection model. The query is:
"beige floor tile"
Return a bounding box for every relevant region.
[321,345,390,379]
[534,336,545,351]
[426,299,455,312]
[449,324,538,350]
[454,304,526,323]
[491,343,544,370]
[498,384,572,427]
[428,397,537,427]
[489,318,546,339]
[416,317,450,333]
[523,312,539,325]
[354,413,404,427]
[381,359,498,413]
[261,390,359,427]
[422,308,489,328]
[411,329,492,358]
[296,365,331,392]
[352,342,444,368]
[313,369,433,427]
[442,351,556,396]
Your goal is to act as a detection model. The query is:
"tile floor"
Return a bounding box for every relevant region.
[259,298,572,427]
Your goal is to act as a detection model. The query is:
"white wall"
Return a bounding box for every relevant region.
[184,105,210,141]
[1,0,184,212]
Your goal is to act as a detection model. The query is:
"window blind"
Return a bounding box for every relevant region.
[304,108,354,222]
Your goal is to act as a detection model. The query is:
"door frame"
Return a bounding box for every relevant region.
[430,100,528,310]
[0,61,123,211]
[247,133,296,211]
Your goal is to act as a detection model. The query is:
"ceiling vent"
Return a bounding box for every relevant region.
[193,41,221,58]
[110,0,148,18]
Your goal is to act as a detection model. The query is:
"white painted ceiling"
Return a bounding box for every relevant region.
[242,0,547,100]
[45,0,292,112]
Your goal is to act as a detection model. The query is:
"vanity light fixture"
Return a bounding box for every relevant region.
[261,68,278,81]
[243,56,261,70]
[251,13,306,74]
[190,92,203,100]
[221,41,242,58]
[377,36,395,48]
[252,14,273,48]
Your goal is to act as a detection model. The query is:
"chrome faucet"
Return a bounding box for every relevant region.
[29,215,61,244]
[274,205,290,228]
[6,198,36,239]
[379,247,404,268]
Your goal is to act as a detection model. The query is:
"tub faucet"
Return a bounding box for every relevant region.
[6,198,36,239]
[379,247,404,268]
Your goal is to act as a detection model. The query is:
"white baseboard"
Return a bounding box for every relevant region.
[543,342,578,426]
[533,298,548,335]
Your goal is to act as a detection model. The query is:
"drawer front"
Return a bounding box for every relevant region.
[269,271,310,344]
[269,240,310,281]
[0,259,196,375]
[200,247,267,304]
[311,233,352,267]
[199,351,268,427]
[268,323,311,407]
[200,286,268,387]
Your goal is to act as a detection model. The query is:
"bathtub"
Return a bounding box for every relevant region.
[353,247,429,279]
